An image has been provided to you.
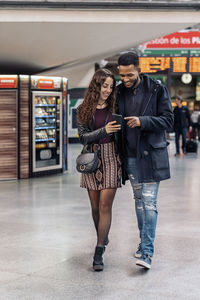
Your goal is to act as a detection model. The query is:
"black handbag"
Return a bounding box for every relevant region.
[76,111,109,174]
[76,145,99,174]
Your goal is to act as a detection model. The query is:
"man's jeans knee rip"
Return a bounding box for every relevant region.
[134,183,141,190]
[133,183,142,202]
[142,183,158,212]
[136,204,143,211]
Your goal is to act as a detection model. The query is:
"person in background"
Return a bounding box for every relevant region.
[190,107,200,141]
[77,69,122,272]
[116,52,173,270]
[173,97,191,155]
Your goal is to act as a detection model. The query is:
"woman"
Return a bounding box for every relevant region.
[77,68,122,271]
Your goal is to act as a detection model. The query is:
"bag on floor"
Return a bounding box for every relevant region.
[186,140,198,153]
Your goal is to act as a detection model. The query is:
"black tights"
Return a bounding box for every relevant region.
[88,189,116,246]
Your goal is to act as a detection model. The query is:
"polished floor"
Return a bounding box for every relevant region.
[0,141,200,300]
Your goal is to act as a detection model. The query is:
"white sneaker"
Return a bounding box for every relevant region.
[136,254,152,269]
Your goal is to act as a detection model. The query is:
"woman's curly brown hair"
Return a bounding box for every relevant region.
[77,68,116,125]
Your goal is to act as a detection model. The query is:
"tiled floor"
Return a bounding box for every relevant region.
[0,141,200,299]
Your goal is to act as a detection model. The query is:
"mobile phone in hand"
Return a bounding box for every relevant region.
[112,114,122,125]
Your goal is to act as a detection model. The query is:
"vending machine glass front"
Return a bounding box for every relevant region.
[32,91,62,172]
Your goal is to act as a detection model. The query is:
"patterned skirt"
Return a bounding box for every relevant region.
[80,141,122,190]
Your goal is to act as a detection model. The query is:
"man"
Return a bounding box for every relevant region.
[116,52,173,269]
[173,97,191,156]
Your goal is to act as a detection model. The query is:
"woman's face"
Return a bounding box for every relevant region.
[99,77,114,101]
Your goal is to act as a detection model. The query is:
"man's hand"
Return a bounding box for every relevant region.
[124,116,141,128]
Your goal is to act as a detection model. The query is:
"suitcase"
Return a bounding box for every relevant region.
[186,139,198,153]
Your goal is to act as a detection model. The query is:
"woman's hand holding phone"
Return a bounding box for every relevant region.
[105,121,121,134]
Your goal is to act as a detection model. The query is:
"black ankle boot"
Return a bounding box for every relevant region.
[93,246,104,271]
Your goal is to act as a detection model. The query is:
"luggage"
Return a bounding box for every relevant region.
[186,139,198,153]
[187,129,193,140]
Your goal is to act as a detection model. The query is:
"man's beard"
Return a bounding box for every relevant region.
[132,76,139,88]
[124,76,139,88]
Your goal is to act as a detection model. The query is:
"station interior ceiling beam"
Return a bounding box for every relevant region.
[0,6,200,87]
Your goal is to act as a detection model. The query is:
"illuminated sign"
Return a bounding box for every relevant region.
[139,57,170,73]
[0,76,17,88]
[31,76,62,90]
[142,31,200,49]
[38,79,54,89]
[189,57,200,72]
[139,57,200,73]
[172,57,187,73]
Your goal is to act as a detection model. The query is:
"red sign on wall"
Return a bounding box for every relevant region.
[142,31,200,49]
[0,77,17,88]
[38,79,54,89]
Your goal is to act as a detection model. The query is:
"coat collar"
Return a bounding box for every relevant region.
[117,74,160,116]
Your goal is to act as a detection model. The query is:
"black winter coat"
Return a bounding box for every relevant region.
[173,105,191,130]
[117,74,174,184]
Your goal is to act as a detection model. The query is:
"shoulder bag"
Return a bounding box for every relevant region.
[76,144,98,174]
[76,111,110,174]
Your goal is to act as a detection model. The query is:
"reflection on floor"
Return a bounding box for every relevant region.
[0,141,200,299]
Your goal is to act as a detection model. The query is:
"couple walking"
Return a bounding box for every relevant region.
[77,52,173,271]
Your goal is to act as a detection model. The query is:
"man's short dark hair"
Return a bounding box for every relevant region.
[118,52,139,67]
[176,96,182,103]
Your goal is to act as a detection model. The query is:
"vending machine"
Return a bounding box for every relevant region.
[31,76,67,175]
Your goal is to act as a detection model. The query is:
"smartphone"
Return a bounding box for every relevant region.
[112,114,122,125]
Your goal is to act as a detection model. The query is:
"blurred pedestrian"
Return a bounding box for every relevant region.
[173,97,191,155]
[191,108,200,141]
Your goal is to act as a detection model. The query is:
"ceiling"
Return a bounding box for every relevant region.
[0,8,200,87]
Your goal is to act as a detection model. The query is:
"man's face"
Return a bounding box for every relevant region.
[119,64,140,88]
[175,99,182,107]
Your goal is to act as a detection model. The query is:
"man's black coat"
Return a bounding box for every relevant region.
[116,74,174,184]
[173,105,191,130]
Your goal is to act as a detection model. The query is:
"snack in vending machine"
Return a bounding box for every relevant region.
[35,143,46,149]
[48,142,56,148]
[41,97,47,104]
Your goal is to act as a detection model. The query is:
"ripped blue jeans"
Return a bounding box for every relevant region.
[126,158,159,257]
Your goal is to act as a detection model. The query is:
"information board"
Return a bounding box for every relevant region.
[139,57,200,73]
